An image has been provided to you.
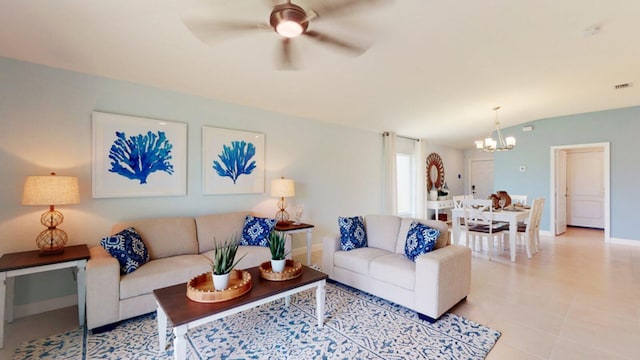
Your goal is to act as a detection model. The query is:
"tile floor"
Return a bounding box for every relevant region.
[1,227,638,359]
[454,227,640,359]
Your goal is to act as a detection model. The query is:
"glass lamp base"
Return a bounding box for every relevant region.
[36,228,67,255]
[275,209,290,224]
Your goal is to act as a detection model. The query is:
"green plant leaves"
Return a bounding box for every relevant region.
[268,231,289,260]
[212,235,247,275]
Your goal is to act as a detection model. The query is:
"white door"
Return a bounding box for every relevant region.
[555,150,567,235]
[469,159,493,199]
[566,149,604,228]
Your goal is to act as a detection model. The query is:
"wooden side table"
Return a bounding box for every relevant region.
[274,222,315,265]
[0,244,90,348]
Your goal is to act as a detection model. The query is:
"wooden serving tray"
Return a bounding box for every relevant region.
[186,269,252,303]
[259,259,303,281]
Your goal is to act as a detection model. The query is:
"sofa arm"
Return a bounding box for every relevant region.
[321,234,340,277]
[86,246,121,330]
[414,245,471,319]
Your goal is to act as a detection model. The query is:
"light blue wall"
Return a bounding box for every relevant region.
[491,106,640,241]
[0,57,384,308]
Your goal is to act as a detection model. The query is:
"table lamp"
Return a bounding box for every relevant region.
[271,177,295,224]
[22,172,80,255]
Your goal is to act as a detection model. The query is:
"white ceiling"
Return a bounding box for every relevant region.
[1,0,639,149]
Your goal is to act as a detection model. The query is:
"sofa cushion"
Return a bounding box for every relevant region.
[100,227,150,274]
[365,215,402,252]
[369,253,415,291]
[111,217,198,260]
[241,215,276,247]
[338,216,368,251]
[195,211,251,253]
[404,221,440,261]
[119,254,212,299]
[395,218,449,254]
[333,247,389,275]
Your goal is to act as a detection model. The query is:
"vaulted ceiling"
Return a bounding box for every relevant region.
[1,0,639,148]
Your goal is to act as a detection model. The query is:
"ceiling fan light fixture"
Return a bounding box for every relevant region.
[270,2,309,38]
[276,21,304,38]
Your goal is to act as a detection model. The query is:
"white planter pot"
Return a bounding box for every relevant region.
[271,259,286,273]
[212,272,230,291]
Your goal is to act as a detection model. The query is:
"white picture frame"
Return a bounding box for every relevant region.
[202,126,265,195]
[92,111,187,198]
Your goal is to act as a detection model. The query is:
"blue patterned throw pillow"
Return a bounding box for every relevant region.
[404,221,440,261]
[338,216,368,251]
[241,216,277,247]
[100,227,150,274]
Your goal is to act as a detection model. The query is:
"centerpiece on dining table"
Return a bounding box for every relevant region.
[490,191,511,210]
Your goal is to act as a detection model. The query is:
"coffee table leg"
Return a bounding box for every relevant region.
[173,325,187,360]
[285,295,290,307]
[156,304,167,353]
[316,280,325,327]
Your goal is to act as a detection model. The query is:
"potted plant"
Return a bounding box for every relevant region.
[268,231,290,273]
[211,236,246,290]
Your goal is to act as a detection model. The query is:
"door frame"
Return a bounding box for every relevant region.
[550,142,610,241]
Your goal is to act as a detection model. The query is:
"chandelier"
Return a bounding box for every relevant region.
[474,106,516,152]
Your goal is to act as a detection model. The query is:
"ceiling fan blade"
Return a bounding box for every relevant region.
[182,17,271,44]
[309,0,392,18]
[278,37,296,70]
[304,30,367,55]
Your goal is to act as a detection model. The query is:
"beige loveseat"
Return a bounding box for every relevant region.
[322,215,471,322]
[86,211,288,330]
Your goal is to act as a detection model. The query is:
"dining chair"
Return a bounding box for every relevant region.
[453,195,474,207]
[510,194,528,206]
[463,199,508,260]
[532,198,544,252]
[452,195,473,245]
[515,198,541,258]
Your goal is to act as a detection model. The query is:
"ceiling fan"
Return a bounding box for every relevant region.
[183,0,391,69]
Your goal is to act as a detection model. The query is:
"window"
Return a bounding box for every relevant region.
[397,153,415,217]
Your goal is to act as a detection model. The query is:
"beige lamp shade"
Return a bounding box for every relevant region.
[22,173,80,254]
[22,174,80,205]
[271,178,295,198]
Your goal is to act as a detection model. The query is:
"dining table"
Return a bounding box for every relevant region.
[451,207,530,262]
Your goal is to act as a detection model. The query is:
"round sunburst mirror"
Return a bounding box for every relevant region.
[426,152,445,191]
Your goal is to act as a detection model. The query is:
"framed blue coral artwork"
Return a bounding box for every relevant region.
[202,126,265,195]
[92,112,187,198]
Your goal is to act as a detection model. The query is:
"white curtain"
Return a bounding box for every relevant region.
[382,132,397,215]
[414,138,427,219]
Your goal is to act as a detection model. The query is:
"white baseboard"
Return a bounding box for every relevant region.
[291,243,322,257]
[542,230,640,247]
[607,237,640,247]
[13,294,77,319]
[312,243,322,253]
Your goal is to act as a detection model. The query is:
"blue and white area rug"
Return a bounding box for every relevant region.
[13,282,500,359]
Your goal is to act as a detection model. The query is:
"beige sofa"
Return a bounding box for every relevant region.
[322,215,471,322]
[86,211,288,330]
